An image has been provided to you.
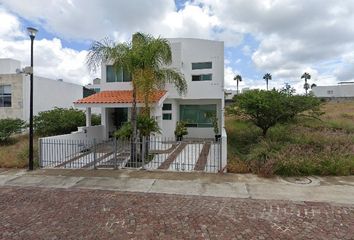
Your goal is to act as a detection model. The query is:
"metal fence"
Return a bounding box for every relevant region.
[39,137,222,173]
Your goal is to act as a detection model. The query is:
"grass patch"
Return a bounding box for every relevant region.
[0,134,39,168]
[226,101,354,176]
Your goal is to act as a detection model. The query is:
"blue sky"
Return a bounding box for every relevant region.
[1,0,353,92]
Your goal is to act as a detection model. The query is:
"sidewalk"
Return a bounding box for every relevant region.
[1,168,353,205]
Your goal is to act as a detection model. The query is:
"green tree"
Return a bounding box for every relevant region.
[0,118,26,144]
[263,73,272,91]
[233,74,242,95]
[301,72,311,95]
[232,89,322,136]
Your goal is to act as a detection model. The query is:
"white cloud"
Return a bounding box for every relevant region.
[2,0,354,92]
[0,7,24,39]
[0,37,96,85]
[0,6,95,85]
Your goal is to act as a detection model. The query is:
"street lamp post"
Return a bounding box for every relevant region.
[27,27,38,171]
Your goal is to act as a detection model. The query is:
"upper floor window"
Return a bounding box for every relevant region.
[192,74,212,81]
[0,85,11,107]
[106,65,131,82]
[192,62,212,70]
[162,103,172,111]
[327,90,334,95]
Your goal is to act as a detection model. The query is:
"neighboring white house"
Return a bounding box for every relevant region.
[85,78,101,93]
[0,58,84,121]
[74,38,226,140]
[312,82,354,98]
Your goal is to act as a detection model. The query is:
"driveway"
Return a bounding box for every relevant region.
[0,187,353,240]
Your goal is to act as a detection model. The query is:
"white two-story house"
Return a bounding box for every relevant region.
[74,38,225,140]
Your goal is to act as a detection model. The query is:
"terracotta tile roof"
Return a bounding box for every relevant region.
[74,90,167,104]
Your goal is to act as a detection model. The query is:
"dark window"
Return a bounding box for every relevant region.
[192,74,212,81]
[162,113,172,120]
[0,85,11,107]
[180,104,216,128]
[192,62,212,70]
[106,65,131,82]
[162,103,172,111]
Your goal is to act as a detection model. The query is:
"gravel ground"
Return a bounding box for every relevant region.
[0,186,353,240]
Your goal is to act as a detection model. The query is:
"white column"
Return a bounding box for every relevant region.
[102,107,109,140]
[86,107,92,127]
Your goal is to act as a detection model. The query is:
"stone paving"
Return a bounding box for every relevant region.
[0,186,353,240]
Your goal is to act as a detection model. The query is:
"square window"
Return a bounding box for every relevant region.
[162,103,172,111]
[163,113,172,120]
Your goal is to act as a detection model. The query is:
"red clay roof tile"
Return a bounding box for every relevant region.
[74,90,167,104]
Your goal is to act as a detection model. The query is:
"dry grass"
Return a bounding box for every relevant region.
[0,135,38,168]
[226,101,354,176]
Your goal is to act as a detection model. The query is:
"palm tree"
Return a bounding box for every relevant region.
[233,74,242,94]
[263,73,272,90]
[301,72,311,95]
[132,34,187,116]
[86,33,187,160]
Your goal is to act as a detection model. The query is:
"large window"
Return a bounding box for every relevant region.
[106,65,131,82]
[0,85,11,107]
[192,74,212,81]
[192,62,212,70]
[180,104,216,128]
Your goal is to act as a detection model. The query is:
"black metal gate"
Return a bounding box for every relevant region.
[39,137,222,173]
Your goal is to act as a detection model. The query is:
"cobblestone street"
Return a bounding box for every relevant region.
[0,186,353,240]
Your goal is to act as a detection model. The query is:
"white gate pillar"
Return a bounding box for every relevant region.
[86,107,92,127]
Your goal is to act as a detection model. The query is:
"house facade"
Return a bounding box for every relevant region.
[312,82,354,99]
[75,38,225,140]
[0,58,84,121]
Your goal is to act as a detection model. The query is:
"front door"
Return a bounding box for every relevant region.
[112,108,128,129]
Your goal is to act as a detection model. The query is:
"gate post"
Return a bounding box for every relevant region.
[141,136,146,170]
[219,139,222,173]
[93,139,97,170]
[114,137,118,170]
[38,138,43,168]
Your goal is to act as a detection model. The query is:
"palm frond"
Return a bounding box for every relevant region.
[154,68,187,95]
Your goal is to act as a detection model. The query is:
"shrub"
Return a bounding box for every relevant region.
[114,122,132,139]
[0,118,26,144]
[34,108,101,137]
[114,115,160,139]
[174,121,188,139]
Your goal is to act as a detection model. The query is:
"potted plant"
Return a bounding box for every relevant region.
[212,116,221,141]
[206,112,220,141]
[174,121,188,141]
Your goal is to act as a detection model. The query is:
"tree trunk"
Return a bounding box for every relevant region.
[266,80,268,91]
[237,80,239,95]
[262,128,268,137]
[131,83,137,162]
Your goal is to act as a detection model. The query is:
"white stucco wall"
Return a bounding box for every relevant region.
[22,76,83,118]
[166,38,224,100]
[312,85,354,98]
[0,59,21,74]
